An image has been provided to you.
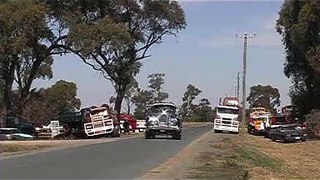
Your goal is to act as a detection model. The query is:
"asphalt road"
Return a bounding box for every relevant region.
[0,125,211,179]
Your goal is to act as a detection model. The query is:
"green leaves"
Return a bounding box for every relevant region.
[246,85,280,111]
[277,0,320,115]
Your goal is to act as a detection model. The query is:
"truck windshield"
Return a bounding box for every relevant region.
[217,107,239,114]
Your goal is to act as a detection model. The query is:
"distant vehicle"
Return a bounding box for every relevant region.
[145,102,182,140]
[247,107,271,135]
[222,96,239,107]
[268,124,307,143]
[213,105,240,133]
[136,119,146,132]
[0,128,34,140]
[119,113,137,132]
[42,123,64,132]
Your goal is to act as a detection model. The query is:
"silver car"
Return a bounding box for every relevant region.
[145,102,182,140]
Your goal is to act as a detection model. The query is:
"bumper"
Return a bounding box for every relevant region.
[285,134,307,141]
[214,124,239,132]
[146,126,181,135]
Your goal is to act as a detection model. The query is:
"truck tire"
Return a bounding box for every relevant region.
[111,125,121,137]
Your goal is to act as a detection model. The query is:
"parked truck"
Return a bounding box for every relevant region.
[55,104,121,139]
[213,96,240,133]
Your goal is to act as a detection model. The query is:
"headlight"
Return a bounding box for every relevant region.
[286,134,291,137]
[216,115,221,119]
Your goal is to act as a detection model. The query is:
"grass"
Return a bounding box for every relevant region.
[235,146,283,172]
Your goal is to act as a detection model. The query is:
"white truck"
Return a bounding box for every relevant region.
[84,107,120,137]
[213,105,240,133]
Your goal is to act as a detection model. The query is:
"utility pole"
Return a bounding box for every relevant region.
[236,73,240,100]
[236,33,255,123]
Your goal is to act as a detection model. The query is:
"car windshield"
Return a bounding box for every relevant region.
[217,107,239,115]
[147,105,177,116]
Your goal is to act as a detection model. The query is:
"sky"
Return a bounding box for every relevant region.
[34,0,292,109]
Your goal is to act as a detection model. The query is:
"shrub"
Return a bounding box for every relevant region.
[305,109,320,138]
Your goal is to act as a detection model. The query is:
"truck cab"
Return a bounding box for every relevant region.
[213,105,240,133]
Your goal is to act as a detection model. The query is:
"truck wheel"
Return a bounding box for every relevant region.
[111,125,121,137]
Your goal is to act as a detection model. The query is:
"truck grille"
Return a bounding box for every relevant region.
[159,114,168,125]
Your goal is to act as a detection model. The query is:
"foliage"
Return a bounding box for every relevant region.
[147,73,169,103]
[132,89,153,119]
[246,85,280,111]
[123,78,139,114]
[47,0,187,117]
[191,98,213,122]
[23,80,81,125]
[0,1,68,117]
[305,109,320,138]
[276,0,320,115]
[181,84,202,118]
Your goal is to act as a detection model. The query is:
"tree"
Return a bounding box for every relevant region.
[46,80,81,114]
[23,80,81,125]
[0,1,69,117]
[132,88,153,119]
[276,0,320,115]
[49,0,187,118]
[193,98,213,122]
[246,85,281,111]
[181,84,202,118]
[148,73,169,103]
[109,78,138,114]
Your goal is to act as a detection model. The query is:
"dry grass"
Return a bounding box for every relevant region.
[240,133,320,179]
[0,144,53,153]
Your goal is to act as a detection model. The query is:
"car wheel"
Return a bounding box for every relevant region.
[214,130,221,133]
[302,138,306,142]
[271,136,276,142]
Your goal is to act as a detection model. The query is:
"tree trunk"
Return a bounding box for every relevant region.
[126,98,131,115]
[3,62,15,117]
[114,85,127,121]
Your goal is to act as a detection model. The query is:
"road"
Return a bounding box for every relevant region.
[0,125,211,179]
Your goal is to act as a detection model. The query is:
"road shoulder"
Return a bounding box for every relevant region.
[140,130,244,179]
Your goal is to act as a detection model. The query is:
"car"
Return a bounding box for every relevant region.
[144,102,182,140]
[0,128,34,140]
[268,124,307,143]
